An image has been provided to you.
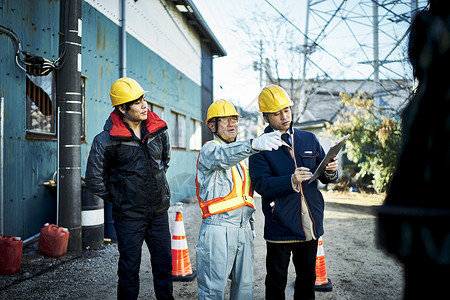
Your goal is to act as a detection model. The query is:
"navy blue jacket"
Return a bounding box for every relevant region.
[249,126,337,241]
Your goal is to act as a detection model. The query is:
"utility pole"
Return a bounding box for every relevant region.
[297,0,310,122]
[253,40,264,89]
[57,0,82,255]
[373,1,380,107]
[411,0,418,19]
[259,40,263,89]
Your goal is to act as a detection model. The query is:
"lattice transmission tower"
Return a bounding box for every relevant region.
[292,0,428,123]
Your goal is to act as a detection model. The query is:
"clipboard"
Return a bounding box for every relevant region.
[308,134,350,184]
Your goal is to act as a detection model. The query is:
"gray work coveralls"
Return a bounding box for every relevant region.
[196,137,258,300]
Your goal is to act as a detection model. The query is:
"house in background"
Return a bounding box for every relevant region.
[293,78,412,187]
[239,78,412,188]
[292,78,412,147]
[0,0,225,239]
[242,78,412,148]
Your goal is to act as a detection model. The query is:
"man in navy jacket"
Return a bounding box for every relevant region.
[249,85,339,300]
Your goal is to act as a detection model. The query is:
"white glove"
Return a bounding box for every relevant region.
[252,131,283,151]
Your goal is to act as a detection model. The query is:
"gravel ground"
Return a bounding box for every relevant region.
[0,192,404,299]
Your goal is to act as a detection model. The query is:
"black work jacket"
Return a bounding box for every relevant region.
[85,109,171,221]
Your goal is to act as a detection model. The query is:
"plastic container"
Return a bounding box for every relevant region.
[0,235,23,275]
[38,223,69,258]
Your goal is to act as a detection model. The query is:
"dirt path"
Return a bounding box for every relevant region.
[312,192,404,300]
[0,192,404,299]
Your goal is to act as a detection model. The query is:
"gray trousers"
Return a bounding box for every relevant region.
[196,223,254,300]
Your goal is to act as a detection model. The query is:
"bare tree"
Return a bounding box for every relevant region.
[236,10,303,102]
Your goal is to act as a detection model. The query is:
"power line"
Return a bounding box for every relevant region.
[307,0,423,81]
[311,0,346,45]
[263,0,345,67]
[371,0,410,24]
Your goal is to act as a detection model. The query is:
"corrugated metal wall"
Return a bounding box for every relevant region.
[1,0,214,238]
[81,0,203,205]
[0,0,60,238]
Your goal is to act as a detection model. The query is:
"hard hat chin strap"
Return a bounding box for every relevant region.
[117,106,141,123]
[123,112,141,123]
[214,133,236,144]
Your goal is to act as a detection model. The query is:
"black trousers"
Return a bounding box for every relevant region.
[114,213,174,300]
[265,239,318,300]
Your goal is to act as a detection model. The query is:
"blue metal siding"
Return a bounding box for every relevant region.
[125,33,201,202]
[125,35,201,115]
[201,45,214,142]
[81,3,121,145]
[0,0,206,238]
[81,2,201,204]
[1,0,60,237]
[23,140,57,236]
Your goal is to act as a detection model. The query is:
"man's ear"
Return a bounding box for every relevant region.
[117,105,126,115]
[207,121,215,133]
[263,113,269,123]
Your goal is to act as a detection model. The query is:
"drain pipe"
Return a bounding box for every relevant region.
[23,232,40,247]
[0,97,3,235]
[120,0,126,77]
[56,106,60,226]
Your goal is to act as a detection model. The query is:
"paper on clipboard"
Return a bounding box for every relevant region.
[308,134,350,184]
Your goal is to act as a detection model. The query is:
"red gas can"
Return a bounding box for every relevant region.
[0,235,23,275]
[38,223,69,258]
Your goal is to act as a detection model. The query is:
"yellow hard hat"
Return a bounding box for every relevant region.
[258,85,294,113]
[109,77,148,106]
[206,100,242,123]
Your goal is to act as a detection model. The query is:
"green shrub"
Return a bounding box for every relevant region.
[326,92,402,193]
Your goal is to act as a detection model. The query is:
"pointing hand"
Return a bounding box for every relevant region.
[252,132,283,151]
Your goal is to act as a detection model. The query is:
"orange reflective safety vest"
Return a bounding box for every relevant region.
[196,142,255,219]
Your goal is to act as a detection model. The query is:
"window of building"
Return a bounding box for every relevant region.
[190,118,202,151]
[148,102,164,119]
[26,72,55,135]
[26,72,86,140]
[171,111,186,149]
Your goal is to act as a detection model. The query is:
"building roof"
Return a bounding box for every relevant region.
[288,79,412,129]
[171,0,227,57]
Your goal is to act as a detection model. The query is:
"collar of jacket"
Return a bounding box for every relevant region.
[213,133,236,144]
[106,109,167,139]
[264,123,293,134]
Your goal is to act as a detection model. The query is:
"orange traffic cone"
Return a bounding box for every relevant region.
[171,203,196,281]
[314,237,332,292]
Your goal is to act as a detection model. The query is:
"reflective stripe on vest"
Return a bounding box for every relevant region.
[195,141,254,219]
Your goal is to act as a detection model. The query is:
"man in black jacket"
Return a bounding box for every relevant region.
[85,77,174,300]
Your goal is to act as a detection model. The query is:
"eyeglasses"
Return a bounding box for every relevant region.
[218,118,238,123]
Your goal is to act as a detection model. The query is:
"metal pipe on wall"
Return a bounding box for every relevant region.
[120,0,126,77]
[0,97,3,235]
[297,0,310,122]
[56,106,60,226]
